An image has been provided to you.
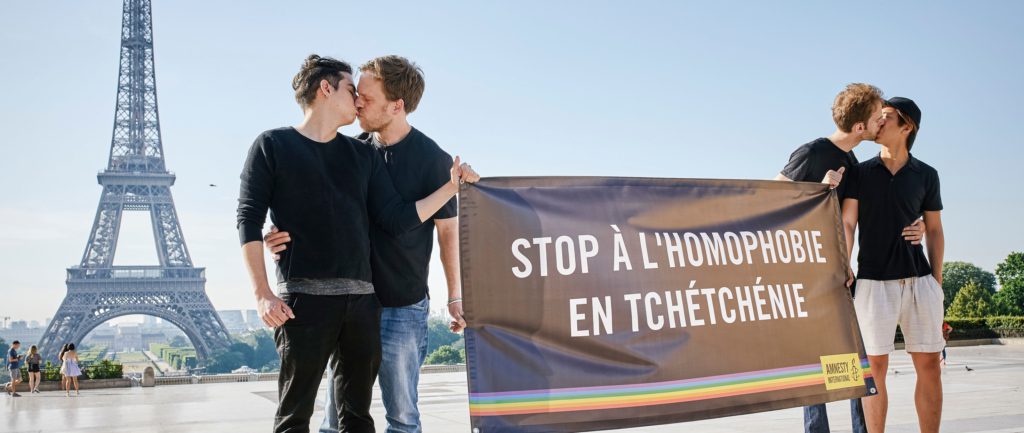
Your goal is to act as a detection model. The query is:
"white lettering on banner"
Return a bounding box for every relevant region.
[511,235,602,279]
[568,280,810,337]
[507,227,825,338]
[510,229,829,278]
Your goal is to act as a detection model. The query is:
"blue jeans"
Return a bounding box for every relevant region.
[321,297,430,433]
[804,399,867,433]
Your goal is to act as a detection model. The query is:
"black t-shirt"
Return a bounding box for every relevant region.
[781,138,859,200]
[847,155,942,280]
[360,128,458,308]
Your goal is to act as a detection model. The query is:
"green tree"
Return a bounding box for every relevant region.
[260,360,281,373]
[169,335,190,348]
[204,339,261,374]
[252,330,277,370]
[946,282,994,318]
[993,293,1024,315]
[228,342,256,367]
[994,252,1024,315]
[426,317,461,356]
[941,262,996,310]
[0,338,8,383]
[425,345,465,365]
[207,350,246,374]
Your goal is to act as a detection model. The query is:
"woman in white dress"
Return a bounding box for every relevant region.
[61,343,81,396]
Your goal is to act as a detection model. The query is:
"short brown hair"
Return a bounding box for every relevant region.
[292,54,351,108]
[831,83,883,133]
[360,55,425,113]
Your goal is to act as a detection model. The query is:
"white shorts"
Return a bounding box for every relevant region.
[854,275,945,355]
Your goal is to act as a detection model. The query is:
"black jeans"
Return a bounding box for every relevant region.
[274,292,382,433]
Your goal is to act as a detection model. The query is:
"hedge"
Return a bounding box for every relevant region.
[895,316,1024,342]
[150,343,196,370]
[18,359,124,381]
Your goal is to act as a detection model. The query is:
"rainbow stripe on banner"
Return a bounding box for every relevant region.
[469,359,872,416]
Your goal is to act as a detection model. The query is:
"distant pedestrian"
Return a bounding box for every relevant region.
[62,343,81,396]
[941,322,953,365]
[5,340,23,397]
[26,345,42,394]
[58,343,69,388]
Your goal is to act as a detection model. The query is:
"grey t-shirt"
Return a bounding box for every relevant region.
[7,348,19,369]
[278,277,374,296]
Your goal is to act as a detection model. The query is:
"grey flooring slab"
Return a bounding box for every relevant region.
[2,344,1022,432]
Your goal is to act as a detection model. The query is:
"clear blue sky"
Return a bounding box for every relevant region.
[1,1,1021,322]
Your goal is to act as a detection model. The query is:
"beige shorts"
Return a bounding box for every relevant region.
[854,275,945,355]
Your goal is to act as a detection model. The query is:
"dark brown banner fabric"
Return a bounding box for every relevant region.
[459,177,875,433]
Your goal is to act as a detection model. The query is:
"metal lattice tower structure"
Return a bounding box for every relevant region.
[39,0,231,363]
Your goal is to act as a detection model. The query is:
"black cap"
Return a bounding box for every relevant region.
[885,97,921,130]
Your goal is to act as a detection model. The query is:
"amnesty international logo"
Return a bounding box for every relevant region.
[819,353,865,390]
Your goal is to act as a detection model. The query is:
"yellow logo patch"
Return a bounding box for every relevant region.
[819,353,865,390]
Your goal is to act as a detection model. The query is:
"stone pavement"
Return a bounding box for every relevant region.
[3,344,1023,433]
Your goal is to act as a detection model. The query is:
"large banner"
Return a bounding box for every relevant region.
[459,177,874,433]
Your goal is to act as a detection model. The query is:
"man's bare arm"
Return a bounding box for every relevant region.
[413,158,480,222]
[923,211,944,284]
[841,198,860,287]
[242,241,293,327]
[436,217,465,332]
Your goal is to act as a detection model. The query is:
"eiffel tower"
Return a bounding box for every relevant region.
[38,0,231,363]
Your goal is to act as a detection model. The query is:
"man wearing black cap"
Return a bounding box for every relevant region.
[841,97,945,433]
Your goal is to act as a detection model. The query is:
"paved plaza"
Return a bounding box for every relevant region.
[3,344,1023,433]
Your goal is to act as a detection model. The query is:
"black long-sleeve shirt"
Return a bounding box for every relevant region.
[360,128,458,307]
[236,127,422,290]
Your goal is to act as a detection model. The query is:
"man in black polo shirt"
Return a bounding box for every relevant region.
[842,97,945,433]
[265,56,467,433]
[777,84,923,433]
[237,55,478,433]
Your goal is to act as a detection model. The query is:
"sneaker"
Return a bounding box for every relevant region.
[11,393,21,397]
